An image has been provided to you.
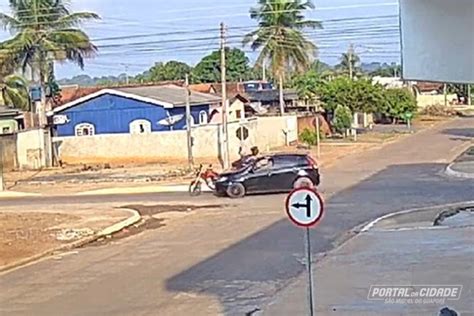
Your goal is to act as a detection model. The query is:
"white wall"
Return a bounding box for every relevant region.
[400,0,474,83]
[17,129,48,169]
[54,116,298,164]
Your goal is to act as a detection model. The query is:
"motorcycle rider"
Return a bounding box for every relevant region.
[234,145,260,169]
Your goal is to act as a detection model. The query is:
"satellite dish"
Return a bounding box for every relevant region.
[158,112,184,126]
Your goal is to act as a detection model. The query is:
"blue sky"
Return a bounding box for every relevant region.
[0,0,400,79]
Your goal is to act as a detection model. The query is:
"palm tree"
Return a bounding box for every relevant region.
[243,0,321,114]
[337,46,361,79]
[0,74,29,110]
[0,0,99,86]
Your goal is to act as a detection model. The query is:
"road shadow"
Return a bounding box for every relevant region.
[166,163,474,315]
[442,128,474,138]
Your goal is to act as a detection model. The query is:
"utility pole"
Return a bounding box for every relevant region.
[262,60,267,81]
[220,22,230,169]
[0,144,4,191]
[121,63,129,85]
[185,74,194,169]
[468,84,472,106]
[348,44,354,80]
[444,83,448,107]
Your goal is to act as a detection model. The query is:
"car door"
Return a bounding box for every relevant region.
[243,158,275,193]
[269,157,299,191]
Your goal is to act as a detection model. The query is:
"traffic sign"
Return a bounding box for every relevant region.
[285,187,324,228]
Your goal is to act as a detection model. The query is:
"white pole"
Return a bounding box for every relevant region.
[305,227,315,316]
[468,84,472,106]
[220,22,230,169]
[315,115,321,158]
[185,74,193,169]
[0,144,4,191]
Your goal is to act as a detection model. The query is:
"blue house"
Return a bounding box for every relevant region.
[50,85,222,137]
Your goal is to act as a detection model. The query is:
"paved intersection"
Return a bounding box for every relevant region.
[0,118,473,315]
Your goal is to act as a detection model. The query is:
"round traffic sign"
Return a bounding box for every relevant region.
[285,188,324,227]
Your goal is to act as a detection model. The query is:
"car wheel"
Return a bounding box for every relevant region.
[226,183,246,198]
[293,177,315,189]
[189,181,202,196]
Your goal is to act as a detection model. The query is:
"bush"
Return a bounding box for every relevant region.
[299,128,318,146]
[333,105,353,134]
[380,88,417,122]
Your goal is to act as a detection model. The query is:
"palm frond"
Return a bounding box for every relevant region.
[243,0,320,78]
[0,13,21,31]
[55,12,100,28]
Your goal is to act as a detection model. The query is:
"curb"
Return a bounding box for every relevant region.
[445,163,474,179]
[0,208,141,274]
[360,201,474,232]
[75,184,212,196]
[0,191,42,199]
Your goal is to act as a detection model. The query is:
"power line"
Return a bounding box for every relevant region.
[0,2,397,19]
[0,18,400,52]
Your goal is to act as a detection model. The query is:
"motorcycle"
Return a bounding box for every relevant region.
[189,164,219,196]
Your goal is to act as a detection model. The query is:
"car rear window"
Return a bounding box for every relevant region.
[273,155,308,168]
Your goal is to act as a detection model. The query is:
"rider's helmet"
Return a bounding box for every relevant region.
[251,146,259,156]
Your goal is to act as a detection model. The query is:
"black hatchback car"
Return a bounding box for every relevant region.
[214,153,320,198]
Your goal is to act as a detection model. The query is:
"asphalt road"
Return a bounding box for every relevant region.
[1,118,473,316]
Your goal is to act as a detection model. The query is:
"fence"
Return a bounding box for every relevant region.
[54,116,298,164]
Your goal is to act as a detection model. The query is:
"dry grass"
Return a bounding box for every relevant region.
[0,212,79,267]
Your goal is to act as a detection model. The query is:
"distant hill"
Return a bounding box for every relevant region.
[58,74,128,86]
[361,62,399,73]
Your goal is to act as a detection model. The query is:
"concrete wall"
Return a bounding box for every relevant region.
[0,134,17,170]
[54,116,298,164]
[17,129,49,169]
[417,94,458,108]
[297,115,332,137]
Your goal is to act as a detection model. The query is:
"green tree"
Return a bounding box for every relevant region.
[336,46,361,78]
[243,0,322,114]
[317,77,385,114]
[291,60,334,104]
[370,64,401,77]
[333,104,352,134]
[380,88,417,123]
[192,48,251,83]
[144,61,192,82]
[0,74,29,110]
[292,69,322,105]
[0,0,99,85]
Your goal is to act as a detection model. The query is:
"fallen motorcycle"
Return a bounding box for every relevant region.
[189,164,218,196]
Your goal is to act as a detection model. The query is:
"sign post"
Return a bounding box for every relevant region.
[285,187,324,316]
[404,112,413,130]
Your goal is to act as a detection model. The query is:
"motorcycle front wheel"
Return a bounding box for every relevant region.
[189,181,202,196]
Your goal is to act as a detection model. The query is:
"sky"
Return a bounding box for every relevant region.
[0,0,400,79]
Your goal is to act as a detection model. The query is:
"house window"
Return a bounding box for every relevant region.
[199,111,208,124]
[130,119,151,134]
[75,123,95,137]
[236,110,242,119]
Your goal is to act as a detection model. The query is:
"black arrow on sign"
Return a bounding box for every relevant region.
[292,194,313,217]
